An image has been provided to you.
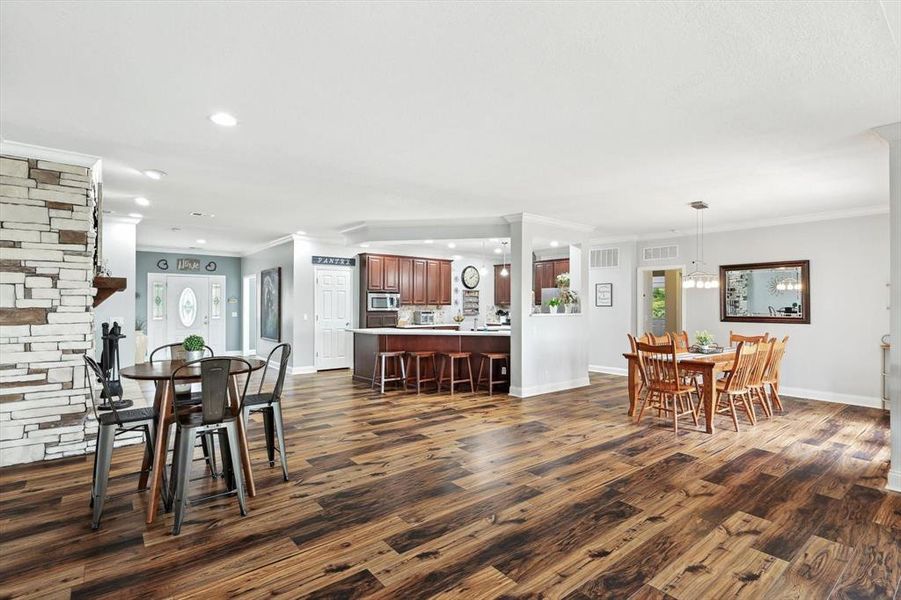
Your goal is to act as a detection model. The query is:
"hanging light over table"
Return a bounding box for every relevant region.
[682,201,719,289]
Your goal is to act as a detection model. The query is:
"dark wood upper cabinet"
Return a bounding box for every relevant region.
[383,256,399,291]
[532,258,570,304]
[439,261,452,305]
[412,259,427,304]
[494,264,511,306]
[366,255,384,291]
[398,257,414,304]
[426,260,441,304]
[553,259,570,278]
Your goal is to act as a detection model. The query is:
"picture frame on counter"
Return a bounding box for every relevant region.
[596,283,613,307]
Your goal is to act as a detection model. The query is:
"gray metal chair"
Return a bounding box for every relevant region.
[241,343,292,481]
[168,357,252,535]
[84,355,161,530]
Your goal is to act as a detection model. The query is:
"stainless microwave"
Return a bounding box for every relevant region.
[368,292,400,311]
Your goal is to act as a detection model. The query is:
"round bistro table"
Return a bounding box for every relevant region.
[120,357,266,524]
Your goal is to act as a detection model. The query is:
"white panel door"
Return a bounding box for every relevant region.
[166,276,210,351]
[316,267,353,370]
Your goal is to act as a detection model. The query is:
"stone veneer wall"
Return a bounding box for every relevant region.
[0,154,97,466]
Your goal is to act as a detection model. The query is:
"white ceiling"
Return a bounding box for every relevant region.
[1,1,899,254]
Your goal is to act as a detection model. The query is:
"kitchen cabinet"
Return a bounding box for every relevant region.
[553,259,570,279]
[439,261,452,305]
[412,259,427,304]
[398,257,414,304]
[383,256,399,291]
[367,255,385,291]
[494,264,511,306]
[366,312,397,328]
[533,258,569,305]
[426,260,441,304]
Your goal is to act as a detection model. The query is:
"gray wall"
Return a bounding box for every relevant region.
[242,241,294,359]
[136,251,243,352]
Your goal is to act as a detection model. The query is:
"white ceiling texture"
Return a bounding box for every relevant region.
[1,1,899,254]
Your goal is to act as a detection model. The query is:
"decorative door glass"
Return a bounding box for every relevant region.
[152,282,166,320]
[178,287,197,327]
[211,283,222,319]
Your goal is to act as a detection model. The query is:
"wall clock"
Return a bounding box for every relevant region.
[462,265,480,289]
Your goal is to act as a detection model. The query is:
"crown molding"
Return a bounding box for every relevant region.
[504,212,597,232]
[136,245,244,257]
[104,215,141,226]
[0,140,102,174]
[872,122,901,142]
[241,234,294,257]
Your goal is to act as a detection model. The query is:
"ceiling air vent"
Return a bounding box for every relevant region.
[590,248,619,268]
[642,245,679,261]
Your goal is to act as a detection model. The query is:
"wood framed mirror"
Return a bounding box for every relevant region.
[720,260,810,324]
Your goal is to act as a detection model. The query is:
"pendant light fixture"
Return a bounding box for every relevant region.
[682,201,719,289]
[500,241,509,277]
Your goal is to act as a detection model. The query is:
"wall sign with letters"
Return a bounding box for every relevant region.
[177,258,201,271]
[312,256,355,266]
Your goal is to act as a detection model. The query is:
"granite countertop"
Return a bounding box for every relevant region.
[395,323,461,328]
[351,327,510,337]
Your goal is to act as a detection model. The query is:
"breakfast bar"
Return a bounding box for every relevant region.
[351,328,511,388]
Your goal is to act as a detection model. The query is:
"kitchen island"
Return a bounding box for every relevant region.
[351,327,510,386]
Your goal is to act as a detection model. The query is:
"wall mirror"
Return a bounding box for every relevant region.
[720,260,810,324]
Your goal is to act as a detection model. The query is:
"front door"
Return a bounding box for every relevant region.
[315,267,353,370]
[166,276,211,351]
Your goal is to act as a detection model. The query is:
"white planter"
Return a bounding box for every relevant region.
[184,350,204,362]
[548,305,560,314]
[564,304,573,313]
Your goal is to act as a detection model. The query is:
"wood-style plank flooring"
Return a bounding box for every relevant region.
[1,371,898,599]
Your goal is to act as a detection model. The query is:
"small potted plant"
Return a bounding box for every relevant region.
[183,335,206,362]
[695,330,714,352]
[547,297,561,314]
[555,272,571,289]
[559,288,579,313]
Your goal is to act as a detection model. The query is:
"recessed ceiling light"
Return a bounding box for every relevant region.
[360,243,370,248]
[196,239,206,244]
[447,242,456,249]
[296,230,307,236]
[134,196,150,207]
[550,240,559,247]
[493,247,502,254]
[142,169,166,180]
[171,227,181,232]
[424,239,433,244]
[209,112,238,127]
[128,212,143,218]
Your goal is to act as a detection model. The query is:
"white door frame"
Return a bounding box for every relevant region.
[146,272,228,358]
[314,265,354,370]
[635,264,687,335]
[242,274,257,355]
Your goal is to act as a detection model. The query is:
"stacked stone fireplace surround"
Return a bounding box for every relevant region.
[0,153,98,466]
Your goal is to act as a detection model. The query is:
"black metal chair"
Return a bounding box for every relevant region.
[84,355,162,530]
[168,357,252,535]
[241,344,292,481]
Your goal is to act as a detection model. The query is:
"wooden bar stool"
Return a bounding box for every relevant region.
[371,351,407,394]
[405,351,439,394]
[476,352,509,395]
[437,352,474,395]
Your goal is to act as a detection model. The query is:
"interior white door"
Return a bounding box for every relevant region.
[316,267,353,370]
[166,276,210,351]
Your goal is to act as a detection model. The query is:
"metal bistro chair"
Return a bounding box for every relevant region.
[242,343,292,481]
[168,357,252,535]
[84,356,162,530]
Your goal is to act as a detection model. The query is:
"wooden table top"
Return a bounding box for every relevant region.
[120,357,266,381]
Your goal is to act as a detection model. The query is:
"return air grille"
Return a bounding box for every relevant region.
[590,248,619,268]
[642,245,679,261]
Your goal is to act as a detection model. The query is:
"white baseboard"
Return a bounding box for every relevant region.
[510,376,591,398]
[779,386,883,409]
[588,365,628,376]
[290,365,317,375]
[887,468,901,493]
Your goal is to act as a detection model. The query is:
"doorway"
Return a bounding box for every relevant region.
[638,266,684,336]
[146,273,227,358]
[242,274,257,355]
[314,266,353,370]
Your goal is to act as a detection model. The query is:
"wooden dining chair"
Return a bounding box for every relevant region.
[635,340,699,433]
[627,333,647,400]
[745,339,775,418]
[646,332,670,344]
[713,341,758,431]
[762,336,789,412]
[729,331,769,345]
[671,331,690,353]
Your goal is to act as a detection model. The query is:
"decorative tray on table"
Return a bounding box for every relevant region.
[689,344,725,354]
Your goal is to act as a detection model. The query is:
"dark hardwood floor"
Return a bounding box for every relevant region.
[1,371,898,599]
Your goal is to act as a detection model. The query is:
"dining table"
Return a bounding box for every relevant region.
[622,348,737,434]
[120,357,266,524]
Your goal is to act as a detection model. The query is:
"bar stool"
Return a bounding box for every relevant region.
[371,351,407,394]
[476,352,510,395]
[437,352,474,394]
[405,351,439,394]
